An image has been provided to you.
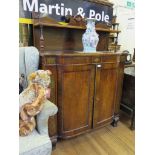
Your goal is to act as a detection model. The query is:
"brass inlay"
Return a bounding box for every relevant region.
[46,57,56,64]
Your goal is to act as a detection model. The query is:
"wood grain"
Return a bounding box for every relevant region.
[33,27,111,52]
[33,23,120,33]
[57,65,95,138]
[93,63,118,128]
[40,52,127,139]
[52,115,135,155]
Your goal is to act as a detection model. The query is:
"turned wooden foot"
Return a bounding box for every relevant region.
[48,115,57,150]
[111,115,119,127]
[50,137,57,150]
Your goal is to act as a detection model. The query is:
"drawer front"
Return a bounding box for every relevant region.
[102,63,119,69]
[102,55,120,63]
[43,55,123,65]
[45,57,56,64]
[92,57,101,63]
[61,57,92,64]
[96,63,119,70]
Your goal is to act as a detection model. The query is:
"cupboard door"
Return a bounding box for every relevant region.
[93,63,118,128]
[57,64,95,138]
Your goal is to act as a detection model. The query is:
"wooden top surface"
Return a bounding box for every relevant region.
[40,51,126,57]
[33,22,121,33]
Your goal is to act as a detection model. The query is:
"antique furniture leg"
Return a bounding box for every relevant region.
[111,114,119,127]
[48,115,57,149]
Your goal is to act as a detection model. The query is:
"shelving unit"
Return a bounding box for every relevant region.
[32,0,127,144]
[33,16,121,52]
[108,16,121,52]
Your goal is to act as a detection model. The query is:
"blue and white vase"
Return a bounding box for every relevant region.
[82,18,99,52]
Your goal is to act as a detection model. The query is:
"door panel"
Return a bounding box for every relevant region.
[93,63,118,127]
[57,65,95,138]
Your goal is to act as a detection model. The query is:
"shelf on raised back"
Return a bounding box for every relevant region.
[112,22,119,25]
[109,35,117,38]
[108,43,121,51]
[33,19,121,33]
[32,15,121,52]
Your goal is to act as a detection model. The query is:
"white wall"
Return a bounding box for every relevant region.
[109,0,135,55]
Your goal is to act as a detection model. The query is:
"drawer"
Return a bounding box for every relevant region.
[45,57,56,64]
[102,55,120,63]
[92,57,101,63]
[61,57,91,64]
[102,63,119,69]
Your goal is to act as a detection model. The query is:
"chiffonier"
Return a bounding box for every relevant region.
[32,0,126,141]
[39,51,126,139]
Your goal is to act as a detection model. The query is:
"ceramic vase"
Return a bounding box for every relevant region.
[82,18,99,52]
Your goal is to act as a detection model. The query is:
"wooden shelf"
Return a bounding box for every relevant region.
[109,44,121,46]
[112,23,119,25]
[109,35,117,38]
[33,22,121,33]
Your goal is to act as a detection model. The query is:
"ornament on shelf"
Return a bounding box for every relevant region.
[82,18,99,53]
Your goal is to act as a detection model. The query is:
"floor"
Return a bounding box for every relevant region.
[52,112,135,155]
